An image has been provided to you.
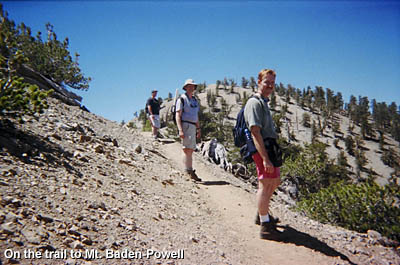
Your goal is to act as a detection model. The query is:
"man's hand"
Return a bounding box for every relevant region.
[263,159,274,173]
[251,125,274,173]
[179,129,185,139]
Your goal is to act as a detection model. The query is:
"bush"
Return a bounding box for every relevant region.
[0,75,52,121]
[382,148,398,168]
[0,48,52,121]
[298,181,400,242]
[281,142,350,198]
[141,119,152,132]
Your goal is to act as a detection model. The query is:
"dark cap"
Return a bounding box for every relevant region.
[151,90,158,93]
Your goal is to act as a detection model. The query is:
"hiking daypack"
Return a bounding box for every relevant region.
[233,107,249,148]
[171,97,185,125]
[232,96,258,163]
[233,96,261,148]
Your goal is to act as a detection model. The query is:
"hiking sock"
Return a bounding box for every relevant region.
[260,214,270,223]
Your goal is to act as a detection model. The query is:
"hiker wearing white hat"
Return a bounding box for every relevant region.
[175,78,202,182]
[182,79,197,89]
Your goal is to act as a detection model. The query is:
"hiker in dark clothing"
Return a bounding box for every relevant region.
[147,90,160,139]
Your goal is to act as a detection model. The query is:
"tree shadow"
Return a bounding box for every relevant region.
[0,119,81,176]
[265,225,355,265]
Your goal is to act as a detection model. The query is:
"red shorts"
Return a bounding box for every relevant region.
[252,152,280,179]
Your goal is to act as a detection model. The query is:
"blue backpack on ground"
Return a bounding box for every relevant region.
[232,97,258,163]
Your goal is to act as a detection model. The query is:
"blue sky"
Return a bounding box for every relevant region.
[3,0,400,122]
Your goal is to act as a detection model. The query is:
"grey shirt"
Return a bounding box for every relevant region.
[176,93,199,124]
[244,95,277,140]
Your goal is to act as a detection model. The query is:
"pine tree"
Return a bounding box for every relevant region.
[241,77,248,88]
[311,120,318,143]
[0,5,53,120]
[249,77,256,92]
[229,79,236,94]
[326,88,334,113]
[348,95,357,120]
[216,80,221,90]
[223,78,228,90]
[333,138,340,148]
[345,135,355,156]
[314,86,326,110]
[302,112,311,128]
[334,92,344,112]
[269,92,277,110]
[355,148,367,177]
[337,151,348,168]
[379,131,385,151]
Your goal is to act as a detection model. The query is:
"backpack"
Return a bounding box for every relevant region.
[233,96,260,148]
[171,97,185,125]
[233,107,248,148]
[232,96,258,163]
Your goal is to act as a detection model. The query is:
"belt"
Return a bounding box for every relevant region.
[182,120,197,126]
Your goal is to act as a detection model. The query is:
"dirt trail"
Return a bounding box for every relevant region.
[159,138,351,265]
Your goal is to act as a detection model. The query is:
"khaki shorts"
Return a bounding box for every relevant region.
[149,115,160,129]
[182,122,196,150]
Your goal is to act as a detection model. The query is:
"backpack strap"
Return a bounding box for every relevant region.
[181,97,184,112]
[247,94,272,142]
[176,96,184,113]
[248,94,269,120]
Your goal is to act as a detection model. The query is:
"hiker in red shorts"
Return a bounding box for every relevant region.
[244,69,282,240]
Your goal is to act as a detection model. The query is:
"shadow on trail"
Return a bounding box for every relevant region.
[201,180,230,186]
[267,225,355,265]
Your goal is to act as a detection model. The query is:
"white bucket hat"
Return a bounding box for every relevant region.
[183,79,197,90]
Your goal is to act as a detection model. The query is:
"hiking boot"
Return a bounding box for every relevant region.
[187,169,202,182]
[260,222,284,240]
[255,212,280,225]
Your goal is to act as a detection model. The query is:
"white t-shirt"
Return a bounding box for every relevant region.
[176,93,199,124]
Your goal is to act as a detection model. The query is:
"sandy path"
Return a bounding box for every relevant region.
[159,139,351,265]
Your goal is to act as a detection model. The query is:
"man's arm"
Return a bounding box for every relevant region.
[147,104,153,115]
[250,125,274,172]
[176,109,184,138]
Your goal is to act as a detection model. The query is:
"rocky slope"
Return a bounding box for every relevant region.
[1,97,399,265]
